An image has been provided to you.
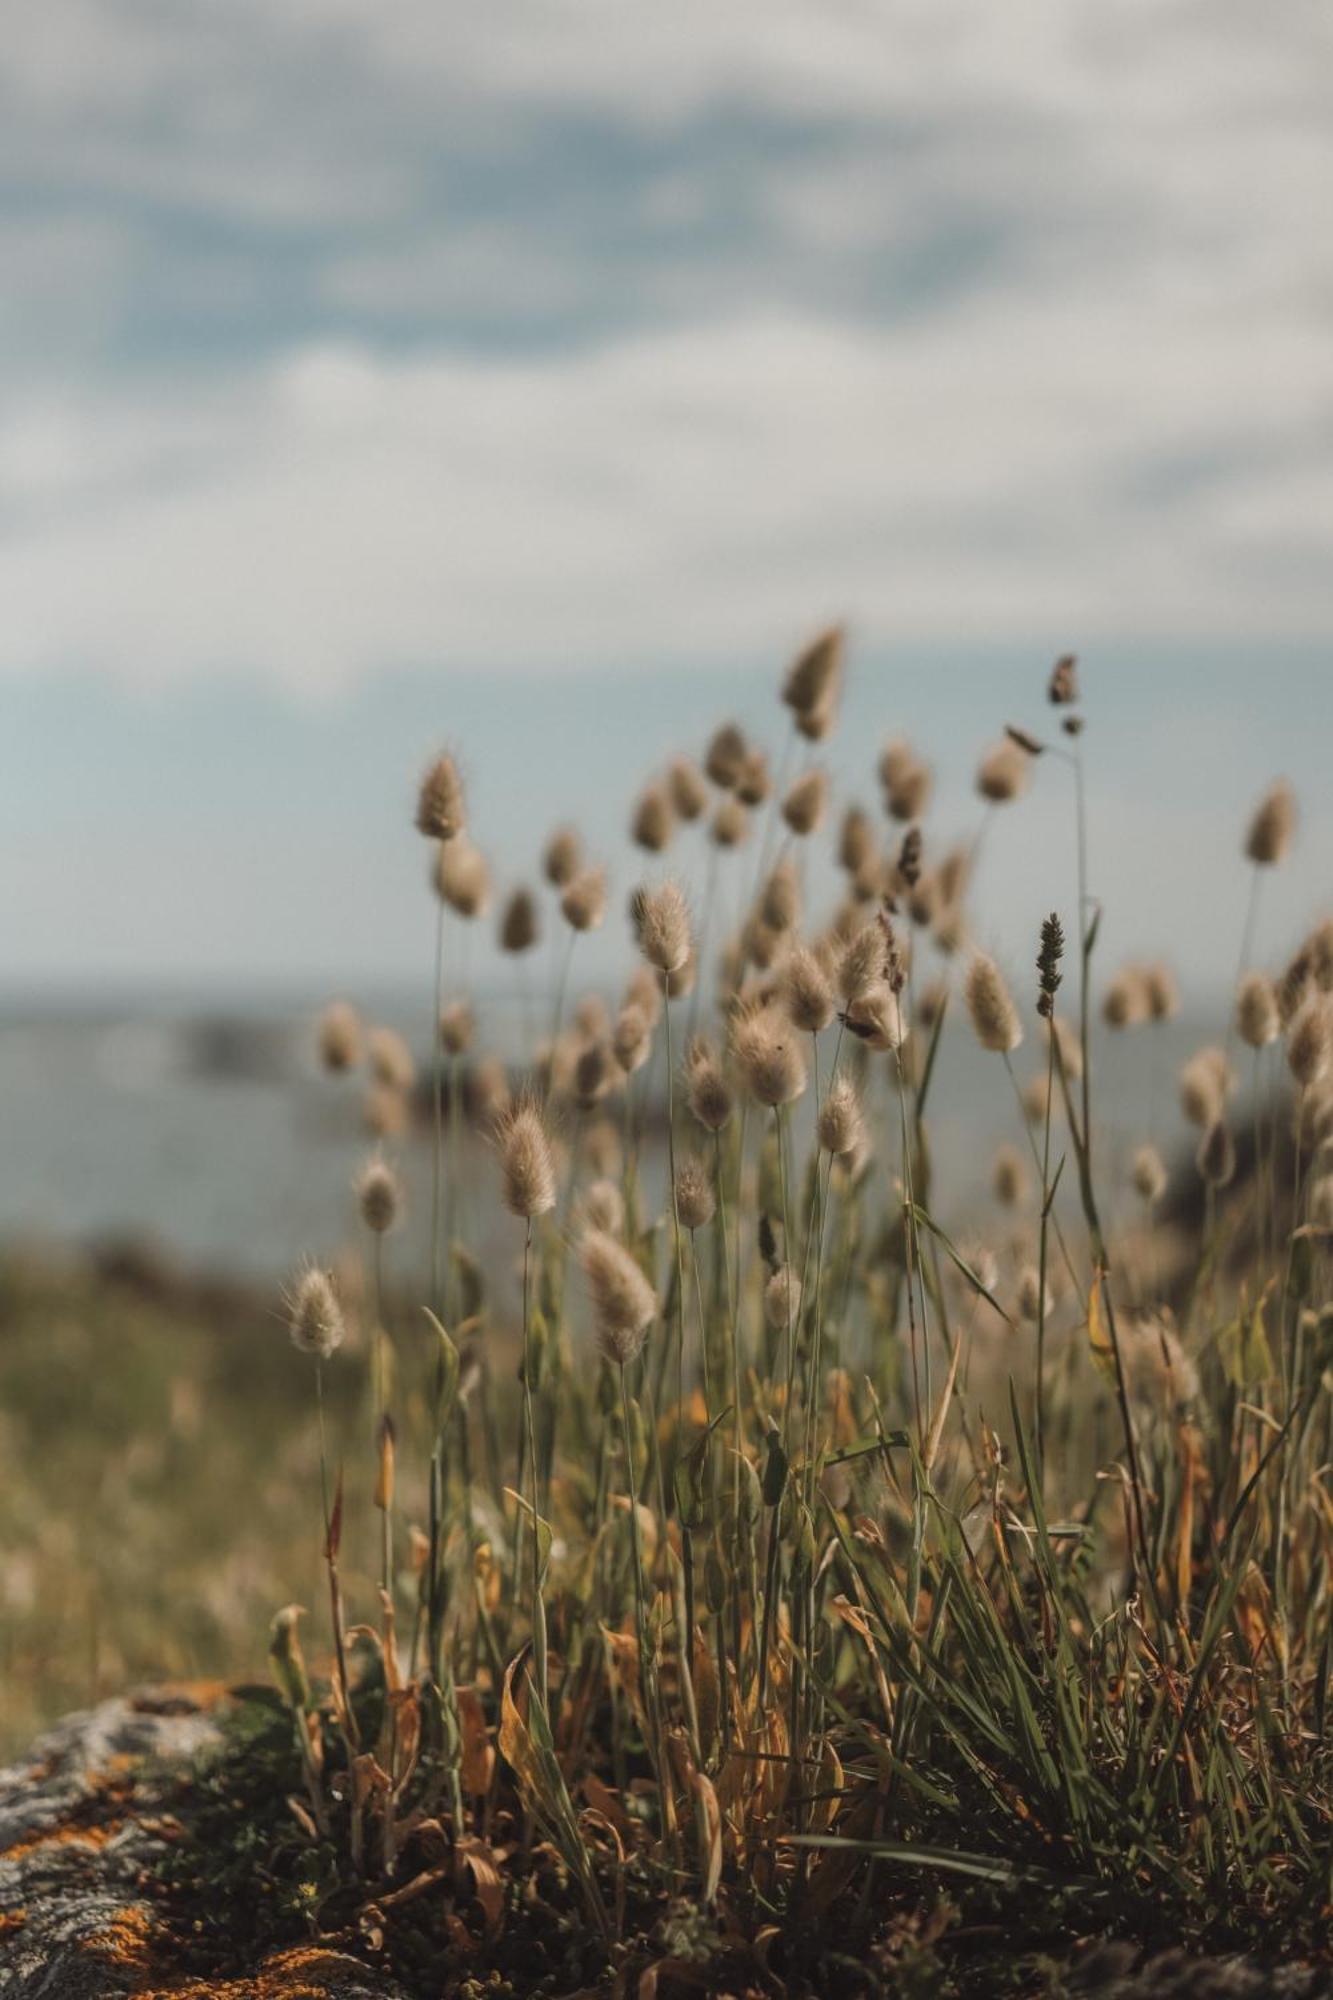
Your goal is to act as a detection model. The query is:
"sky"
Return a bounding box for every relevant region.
[2,2,1331,995]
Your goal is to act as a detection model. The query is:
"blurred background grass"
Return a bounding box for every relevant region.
[0,1247,389,1756]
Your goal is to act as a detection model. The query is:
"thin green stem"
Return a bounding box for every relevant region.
[430,896,446,1315]
[521,1218,547,1704]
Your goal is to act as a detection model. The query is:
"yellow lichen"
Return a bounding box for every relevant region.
[86,1902,155,1968]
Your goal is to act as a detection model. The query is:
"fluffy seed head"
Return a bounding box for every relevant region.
[580,1230,656,1366]
[937,845,970,908]
[367,1026,415,1093]
[841,980,908,1052]
[1048,655,1079,705]
[568,996,605,1042]
[897,826,924,893]
[543,825,582,888]
[364,1083,409,1138]
[1023,1074,1051,1124]
[759,858,801,935]
[1236,972,1280,1049]
[624,963,663,1028]
[878,737,914,790]
[1308,919,1333,991]
[317,1001,362,1074]
[705,722,747,790]
[1122,1313,1199,1412]
[631,880,692,974]
[357,1157,402,1235]
[747,919,784,971]
[1288,1001,1331,1090]
[579,1177,625,1236]
[710,797,749,848]
[631,782,674,853]
[1279,946,1315,1028]
[1103,966,1150,1030]
[838,805,877,876]
[965,954,1024,1054]
[612,1003,653,1075]
[497,1100,558,1219]
[561,865,608,933]
[733,1006,807,1106]
[736,749,771,807]
[439,1000,473,1057]
[1180,1047,1230,1127]
[668,756,708,821]
[975,740,1030,805]
[1197,1120,1236,1188]
[992,1144,1027,1207]
[885,761,931,823]
[687,1042,735,1131]
[764,1264,803,1332]
[879,738,932,822]
[781,768,828,837]
[838,923,884,1005]
[573,1038,617,1109]
[434,838,490,919]
[499,886,540,954]
[287,1267,345,1360]
[818,1072,865,1157]
[783,946,836,1034]
[1245,780,1297,866]
[795,697,836,744]
[1017,1266,1050,1324]
[1143,962,1179,1022]
[1132,1143,1167,1203]
[416,754,465,841]
[782,624,844,719]
[906,873,939,929]
[674,1155,716,1232]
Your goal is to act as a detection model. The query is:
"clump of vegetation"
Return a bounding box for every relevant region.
[24,632,1333,1993]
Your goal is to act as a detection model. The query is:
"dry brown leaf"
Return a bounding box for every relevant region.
[583,1770,633,1838]
[456,1832,505,1935]
[690,1768,723,1904]
[457,1683,495,1798]
[498,1655,547,1813]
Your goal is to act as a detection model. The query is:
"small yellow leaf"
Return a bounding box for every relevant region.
[1087,1276,1115,1380]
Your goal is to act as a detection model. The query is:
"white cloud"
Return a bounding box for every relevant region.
[0,267,1329,694]
[0,0,1330,692]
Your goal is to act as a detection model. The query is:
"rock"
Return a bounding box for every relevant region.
[1068,1940,1331,1998]
[0,1688,409,1999]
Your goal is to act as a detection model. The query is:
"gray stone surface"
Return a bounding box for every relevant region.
[0,1689,408,1999]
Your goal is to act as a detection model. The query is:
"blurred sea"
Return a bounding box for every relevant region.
[0,988,1247,1284]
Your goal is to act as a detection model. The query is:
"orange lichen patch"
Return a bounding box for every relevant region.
[92,1753,138,1783]
[260,1944,391,1993]
[129,1680,230,1717]
[130,1947,393,1999]
[0,1909,27,1936]
[2,1752,141,1864]
[86,1902,155,1969]
[1,1816,125,1862]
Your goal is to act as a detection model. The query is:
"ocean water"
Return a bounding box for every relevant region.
[0,987,1243,1285]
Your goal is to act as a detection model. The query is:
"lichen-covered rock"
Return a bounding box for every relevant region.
[0,1688,408,1999]
[1068,1941,1332,1997]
